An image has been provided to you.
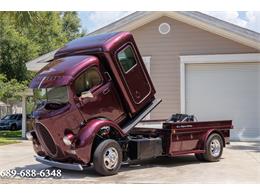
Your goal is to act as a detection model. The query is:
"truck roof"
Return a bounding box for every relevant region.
[54,32,130,58]
[29,55,99,88]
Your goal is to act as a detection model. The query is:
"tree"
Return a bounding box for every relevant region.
[0,12,83,118]
[0,11,40,26]
[29,12,68,55]
[0,74,26,103]
[0,11,83,82]
[62,12,83,41]
[0,13,39,81]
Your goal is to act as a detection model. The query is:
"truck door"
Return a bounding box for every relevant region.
[116,45,151,105]
[73,66,125,122]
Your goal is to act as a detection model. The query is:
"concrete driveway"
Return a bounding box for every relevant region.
[0,141,259,184]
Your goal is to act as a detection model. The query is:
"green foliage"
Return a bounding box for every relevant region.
[0,130,21,138]
[26,99,35,114]
[0,130,21,146]
[0,11,83,83]
[0,73,27,103]
[29,12,68,55]
[26,70,37,83]
[0,11,41,26]
[62,12,83,41]
[0,17,39,81]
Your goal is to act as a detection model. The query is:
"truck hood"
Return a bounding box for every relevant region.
[30,55,99,88]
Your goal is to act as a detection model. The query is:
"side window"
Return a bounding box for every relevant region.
[17,115,22,120]
[117,45,137,73]
[74,67,102,97]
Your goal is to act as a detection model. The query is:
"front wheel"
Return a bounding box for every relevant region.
[10,124,17,131]
[203,133,223,162]
[93,139,122,176]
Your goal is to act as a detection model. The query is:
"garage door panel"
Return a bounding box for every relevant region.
[186,63,260,141]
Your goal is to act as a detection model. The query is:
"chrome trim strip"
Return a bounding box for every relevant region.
[35,155,84,171]
[38,76,47,89]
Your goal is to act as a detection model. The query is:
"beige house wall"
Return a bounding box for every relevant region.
[131,16,258,119]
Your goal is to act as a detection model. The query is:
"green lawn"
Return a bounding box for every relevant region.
[0,130,22,146]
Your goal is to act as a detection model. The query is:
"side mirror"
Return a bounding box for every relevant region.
[80,91,94,99]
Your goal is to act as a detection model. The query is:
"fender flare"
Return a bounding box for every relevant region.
[197,129,225,150]
[75,118,126,163]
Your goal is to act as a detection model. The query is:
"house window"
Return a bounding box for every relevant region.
[17,114,22,120]
[117,46,137,73]
[74,67,102,97]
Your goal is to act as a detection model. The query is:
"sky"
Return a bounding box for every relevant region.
[78,11,260,34]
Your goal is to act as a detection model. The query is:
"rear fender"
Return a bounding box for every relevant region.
[197,129,225,150]
[75,118,125,163]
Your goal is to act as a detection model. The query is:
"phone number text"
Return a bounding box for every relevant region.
[0,169,62,178]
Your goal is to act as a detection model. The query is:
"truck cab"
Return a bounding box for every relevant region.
[29,32,159,168]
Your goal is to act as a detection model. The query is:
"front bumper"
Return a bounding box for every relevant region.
[35,155,85,171]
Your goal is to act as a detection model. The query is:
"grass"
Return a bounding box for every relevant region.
[0,130,22,146]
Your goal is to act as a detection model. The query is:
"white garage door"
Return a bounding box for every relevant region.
[186,63,260,141]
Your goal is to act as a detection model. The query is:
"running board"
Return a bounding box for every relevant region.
[122,99,162,134]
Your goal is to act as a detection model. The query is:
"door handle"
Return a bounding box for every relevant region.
[103,88,110,95]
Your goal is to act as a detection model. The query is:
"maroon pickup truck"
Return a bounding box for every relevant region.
[27,32,232,176]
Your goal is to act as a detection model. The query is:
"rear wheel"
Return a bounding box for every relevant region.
[93,139,122,176]
[203,133,223,162]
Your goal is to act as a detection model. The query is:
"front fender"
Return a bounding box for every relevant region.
[75,118,125,163]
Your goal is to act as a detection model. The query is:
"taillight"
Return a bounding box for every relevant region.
[63,133,74,146]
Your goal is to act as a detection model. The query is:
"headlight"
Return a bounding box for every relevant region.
[63,133,74,146]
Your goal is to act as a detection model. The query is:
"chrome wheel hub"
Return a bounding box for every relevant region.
[210,139,221,157]
[103,147,118,170]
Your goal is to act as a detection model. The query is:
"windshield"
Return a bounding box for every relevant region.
[33,86,69,105]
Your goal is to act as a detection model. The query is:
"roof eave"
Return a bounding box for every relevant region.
[89,11,260,50]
